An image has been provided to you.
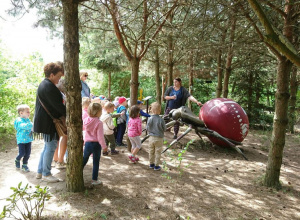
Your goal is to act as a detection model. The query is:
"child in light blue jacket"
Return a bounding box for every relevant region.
[14,104,33,172]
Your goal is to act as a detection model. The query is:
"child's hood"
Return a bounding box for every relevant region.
[83,116,101,129]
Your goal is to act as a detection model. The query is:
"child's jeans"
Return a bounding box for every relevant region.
[104,134,116,151]
[83,142,101,181]
[116,122,126,145]
[16,142,32,164]
[149,136,164,166]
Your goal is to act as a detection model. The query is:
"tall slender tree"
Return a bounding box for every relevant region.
[246,0,300,188]
[101,0,180,105]
[62,0,84,192]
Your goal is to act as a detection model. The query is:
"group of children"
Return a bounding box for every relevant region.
[14,96,166,185]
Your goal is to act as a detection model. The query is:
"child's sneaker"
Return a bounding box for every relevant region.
[154,166,161,171]
[51,160,58,167]
[22,164,30,172]
[55,162,66,169]
[149,164,155,169]
[91,180,102,185]
[111,150,119,155]
[117,142,127,147]
[128,155,136,163]
[135,156,139,162]
[103,151,109,156]
[15,159,20,169]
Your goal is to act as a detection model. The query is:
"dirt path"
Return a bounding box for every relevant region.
[0,129,299,220]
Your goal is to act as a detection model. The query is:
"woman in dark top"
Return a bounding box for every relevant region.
[33,62,66,183]
[164,77,202,139]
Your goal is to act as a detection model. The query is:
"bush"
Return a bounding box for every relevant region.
[1,182,51,220]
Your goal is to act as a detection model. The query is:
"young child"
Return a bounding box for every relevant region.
[116,96,128,146]
[100,102,119,155]
[14,104,33,172]
[83,103,108,185]
[127,105,142,163]
[146,102,166,171]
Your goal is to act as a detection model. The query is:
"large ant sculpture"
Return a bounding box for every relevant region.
[142,98,249,160]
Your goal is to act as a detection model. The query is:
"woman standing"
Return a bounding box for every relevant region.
[164,77,202,139]
[33,62,66,183]
[80,71,91,97]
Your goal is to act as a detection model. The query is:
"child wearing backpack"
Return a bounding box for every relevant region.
[83,103,108,185]
[14,104,33,172]
[115,97,128,147]
[100,102,120,156]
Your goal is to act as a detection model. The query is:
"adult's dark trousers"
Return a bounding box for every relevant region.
[116,122,126,145]
[83,142,101,181]
[16,142,32,164]
[164,107,180,136]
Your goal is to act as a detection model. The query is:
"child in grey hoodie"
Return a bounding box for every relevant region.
[146,102,166,171]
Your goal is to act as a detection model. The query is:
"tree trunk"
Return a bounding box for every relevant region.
[247,71,254,122]
[231,79,236,94]
[216,28,227,98]
[264,0,295,188]
[255,72,261,109]
[288,65,298,133]
[108,72,111,100]
[162,74,166,103]
[188,52,194,110]
[222,12,237,98]
[264,57,292,188]
[166,34,174,87]
[62,0,84,192]
[130,58,140,105]
[216,51,223,98]
[154,47,161,105]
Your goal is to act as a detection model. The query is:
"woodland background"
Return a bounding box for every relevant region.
[0,0,300,193]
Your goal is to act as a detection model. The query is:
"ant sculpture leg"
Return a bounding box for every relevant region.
[196,127,248,160]
[161,125,193,154]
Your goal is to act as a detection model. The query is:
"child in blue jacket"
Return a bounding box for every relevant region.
[14,104,33,172]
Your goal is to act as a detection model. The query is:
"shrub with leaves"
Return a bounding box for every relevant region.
[1,182,51,220]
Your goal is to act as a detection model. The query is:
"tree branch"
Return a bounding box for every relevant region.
[260,0,286,18]
[108,0,133,60]
[139,0,179,59]
[239,2,282,58]
[246,0,300,67]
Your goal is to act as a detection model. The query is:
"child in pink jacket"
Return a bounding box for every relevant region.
[83,103,108,185]
[127,105,142,163]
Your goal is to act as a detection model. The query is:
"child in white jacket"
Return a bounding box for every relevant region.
[100,102,120,155]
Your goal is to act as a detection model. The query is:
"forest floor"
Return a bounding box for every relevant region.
[0,126,300,220]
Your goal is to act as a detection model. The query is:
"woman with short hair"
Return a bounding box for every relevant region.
[164,77,202,139]
[33,62,66,183]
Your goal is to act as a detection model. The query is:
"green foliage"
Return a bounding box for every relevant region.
[91,71,131,98]
[0,51,43,135]
[1,182,51,220]
[84,55,121,73]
